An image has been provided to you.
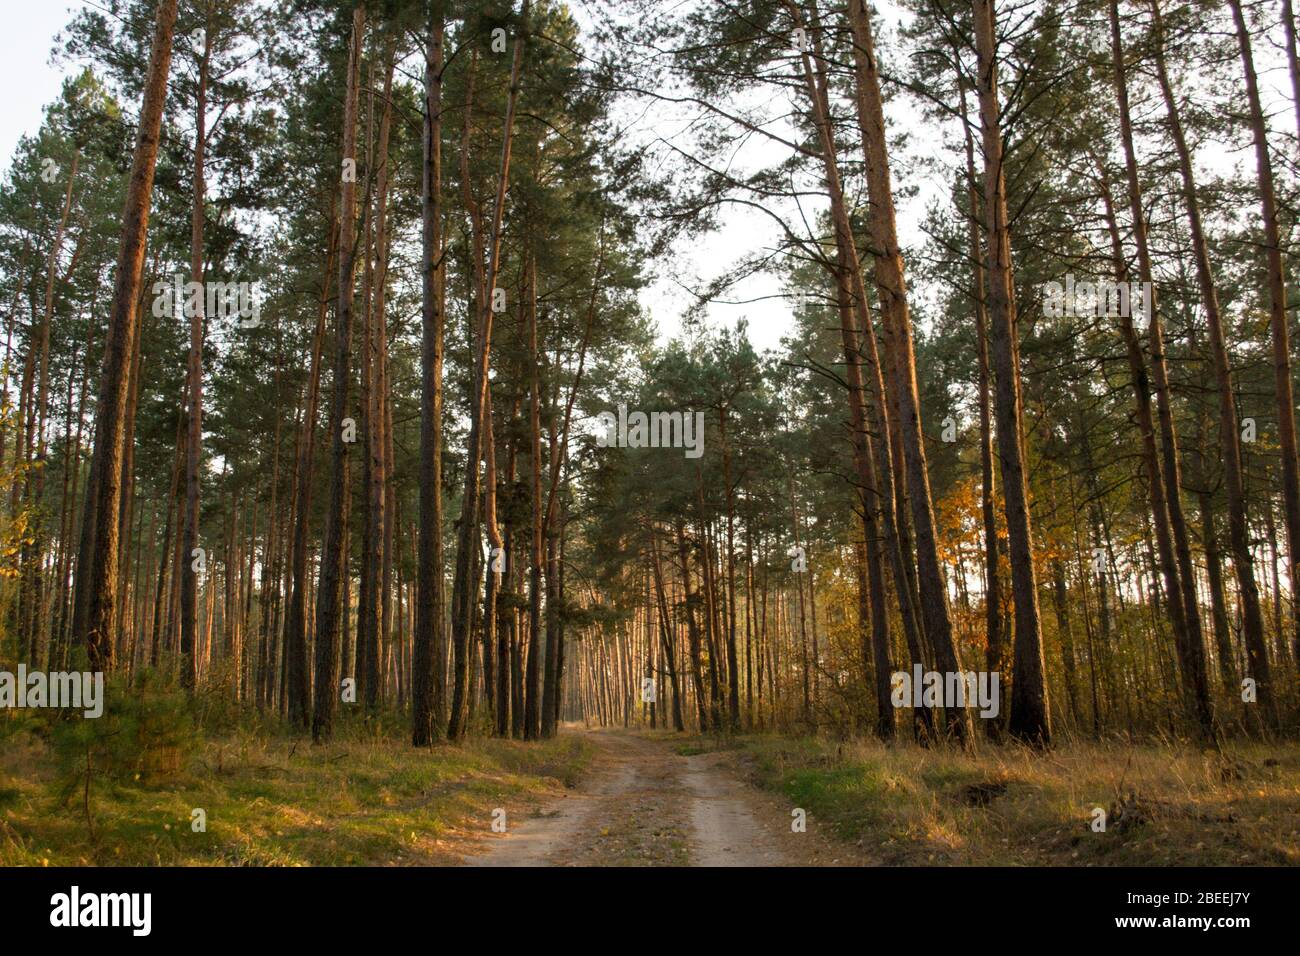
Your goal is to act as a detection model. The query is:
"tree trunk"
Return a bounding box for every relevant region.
[844,0,969,741]
[650,530,686,732]
[956,68,1005,699]
[524,256,544,741]
[1105,0,1216,738]
[1149,0,1274,726]
[71,0,178,673]
[414,3,447,747]
[1095,128,1216,737]
[179,27,211,691]
[972,0,1050,744]
[1229,0,1300,676]
[449,0,531,740]
[675,520,710,731]
[1282,0,1300,147]
[311,5,364,743]
[360,50,394,711]
[285,210,335,729]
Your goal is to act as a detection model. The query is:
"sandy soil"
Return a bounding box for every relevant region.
[461,729,872,867]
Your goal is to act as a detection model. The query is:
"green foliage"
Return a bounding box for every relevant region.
[49,671,198,794]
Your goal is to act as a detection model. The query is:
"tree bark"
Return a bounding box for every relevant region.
[844,0,969,741]
[414,2,447,747]
[956,67,1005,699]
[1149,0,1274,725]
[971,0,1050,744]
[179,25,211,691]
[285,209,335,729]
[311,5,364,743]
[1105,0,1215,738]
[449,0,531,740]
[1229,0,1300,676]
[71,0,178,673]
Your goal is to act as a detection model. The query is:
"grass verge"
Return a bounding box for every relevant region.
[0,716,592,866]
[691,733,1300,865]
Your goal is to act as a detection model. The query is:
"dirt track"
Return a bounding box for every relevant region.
[462,730,868,867]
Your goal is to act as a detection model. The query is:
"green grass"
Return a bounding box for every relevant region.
[693,733,1300,865]
[0,716,592,866]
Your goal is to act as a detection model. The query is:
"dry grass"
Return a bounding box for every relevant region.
[0,719,592,867]
[713,733,1300,865]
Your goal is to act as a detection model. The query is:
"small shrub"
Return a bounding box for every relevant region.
[50,669,199,791]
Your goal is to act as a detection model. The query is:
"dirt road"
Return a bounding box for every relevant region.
[462,730,864,867]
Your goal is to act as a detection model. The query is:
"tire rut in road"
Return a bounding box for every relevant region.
[462,731,791,867]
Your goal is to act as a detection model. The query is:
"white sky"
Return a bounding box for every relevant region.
[0,1,91,177]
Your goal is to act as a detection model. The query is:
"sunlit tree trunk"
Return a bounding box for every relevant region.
[71,0,179,673]
[844,0,969,741]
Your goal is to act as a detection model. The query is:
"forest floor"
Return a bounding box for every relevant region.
[460,726,1299,866]
[0,717,594,866]
[689,731,1300,866]
[3,716,1296,866]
